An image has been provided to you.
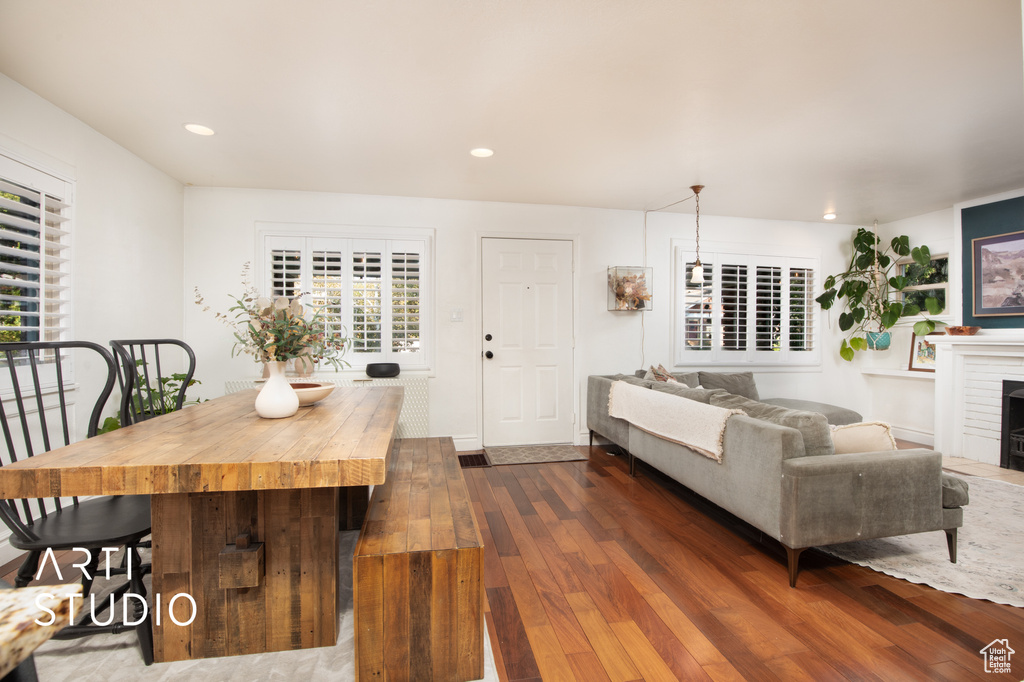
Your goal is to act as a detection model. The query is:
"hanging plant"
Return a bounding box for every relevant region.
[816,226,944,361]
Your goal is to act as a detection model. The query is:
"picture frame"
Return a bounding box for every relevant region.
[908,332,940,372]
[972,229,1024,316]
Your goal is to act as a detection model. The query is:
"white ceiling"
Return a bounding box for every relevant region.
[1,0,1022,225]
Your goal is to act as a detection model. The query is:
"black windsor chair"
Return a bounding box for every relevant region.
[109,339,197,425]
[0,341,153,665]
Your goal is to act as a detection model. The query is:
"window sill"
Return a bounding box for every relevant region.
[861,368,935,380]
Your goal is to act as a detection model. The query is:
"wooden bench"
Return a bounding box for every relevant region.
[354,437,484,681]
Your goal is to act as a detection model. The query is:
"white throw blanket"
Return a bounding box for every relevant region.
[607,380,742,463]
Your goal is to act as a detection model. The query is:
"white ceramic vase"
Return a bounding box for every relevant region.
[254,360,299,419]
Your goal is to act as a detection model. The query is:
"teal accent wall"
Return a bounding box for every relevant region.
[962,195,1024,328]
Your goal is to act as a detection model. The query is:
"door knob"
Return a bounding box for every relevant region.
[485,351,494,359]
[485,334,492,341]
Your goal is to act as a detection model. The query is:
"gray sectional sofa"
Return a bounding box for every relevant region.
[587,371,967,586]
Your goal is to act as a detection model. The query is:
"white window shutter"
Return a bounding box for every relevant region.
[0,176,71,344]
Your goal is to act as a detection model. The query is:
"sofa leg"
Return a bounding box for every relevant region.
[785,545,806,588]
[589,429,594,448]
[944,528,958,563]
[628,453,636,477]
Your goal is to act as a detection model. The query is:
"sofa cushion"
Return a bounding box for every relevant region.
[650,382,727,404]
[941,473,970,508]
[829,421,897,453]
[760,398,862,426]
[635,368,701,387]
[710,392,834,457]
[614,373,658,388]
[699,372,759,401]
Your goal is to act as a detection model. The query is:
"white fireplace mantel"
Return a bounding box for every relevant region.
[932,333,1024,464]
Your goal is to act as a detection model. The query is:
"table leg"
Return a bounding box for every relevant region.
[340,485,369,530]
[150,487,340,662]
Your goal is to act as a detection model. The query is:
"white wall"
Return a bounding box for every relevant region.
[0,73,184,565]
[866,209,957,443]
[183,187,867,449]
[0,74,185,346]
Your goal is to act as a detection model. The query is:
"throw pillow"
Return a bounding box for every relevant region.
[645,364,677,382]
[650,382,726,404]
[670,371,700,387]
[698,372,760,401]
[710,392,834,457]
[829,421,897,454]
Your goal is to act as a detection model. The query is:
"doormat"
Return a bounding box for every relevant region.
[458,453,491,468]
[483,444,587,466]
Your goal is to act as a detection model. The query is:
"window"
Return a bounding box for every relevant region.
[898,254,948,315]
[260,231,431,370]
[674,245,819,366]
[0,156,72,347]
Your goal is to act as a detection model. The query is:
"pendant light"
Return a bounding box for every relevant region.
[690,185,705,284]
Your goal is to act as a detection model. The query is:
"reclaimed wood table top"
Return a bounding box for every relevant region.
[0,385,403,499]
[0,584,82,678]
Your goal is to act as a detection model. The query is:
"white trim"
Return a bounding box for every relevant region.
[890,425,934,447]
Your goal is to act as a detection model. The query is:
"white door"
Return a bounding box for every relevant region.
[481,238,574,446]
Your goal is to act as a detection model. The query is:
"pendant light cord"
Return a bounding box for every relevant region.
[637,187,701,371]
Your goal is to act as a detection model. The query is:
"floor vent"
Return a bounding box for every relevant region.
[458,453,491,468]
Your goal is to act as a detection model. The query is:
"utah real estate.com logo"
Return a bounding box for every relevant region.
[980,638,1014,675]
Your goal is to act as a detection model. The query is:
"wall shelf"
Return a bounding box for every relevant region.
[861,368,935,381]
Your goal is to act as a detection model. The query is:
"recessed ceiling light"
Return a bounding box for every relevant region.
[823,212,837,221]
[470,148,494,158]
[184,123,215,136]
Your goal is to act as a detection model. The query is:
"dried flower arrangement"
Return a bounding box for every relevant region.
[195,263,349,370]
[609,268,652,311]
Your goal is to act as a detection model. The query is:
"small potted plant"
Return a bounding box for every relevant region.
[816,226,944,361]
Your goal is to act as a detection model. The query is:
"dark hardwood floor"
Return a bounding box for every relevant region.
[467,445,1024,682]
[4,443,1021,680]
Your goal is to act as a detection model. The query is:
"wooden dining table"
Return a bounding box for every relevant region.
[0,384,403,663]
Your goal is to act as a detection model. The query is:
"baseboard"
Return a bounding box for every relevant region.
[891,426,934,448]
[451,435,482,451]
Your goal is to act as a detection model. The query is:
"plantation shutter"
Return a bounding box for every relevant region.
[683,261,712,350]
[269,248,302,298]
[351,245,383,354]
[788,267,814,352]
[721,264,748,351]
[675,247,818,366]
[262,233,429,369]
[755,266,782,350]
[389,242,422,354]
[310,248,345,338]
[0,172,71,345]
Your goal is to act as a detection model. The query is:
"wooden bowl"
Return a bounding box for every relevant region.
[290,382,335,406]
[944,326,981,336]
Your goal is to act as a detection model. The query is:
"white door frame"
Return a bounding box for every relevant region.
[477,232,581,449]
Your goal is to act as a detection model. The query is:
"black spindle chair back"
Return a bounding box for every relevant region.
[110,339,196,426]
[0,341,115,545]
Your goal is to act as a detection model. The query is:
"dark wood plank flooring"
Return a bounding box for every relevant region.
[4,443,1021,680]
[467,445,1024,682]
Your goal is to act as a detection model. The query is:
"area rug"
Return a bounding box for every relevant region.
[484,444,587,466]
[31,531,500,681]
[821,475,1024,608]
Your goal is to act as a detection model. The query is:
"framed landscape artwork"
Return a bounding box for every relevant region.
[908,332,939,372]
[973,229,1024,316]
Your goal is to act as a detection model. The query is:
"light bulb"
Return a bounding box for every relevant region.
[691,262,704,284]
